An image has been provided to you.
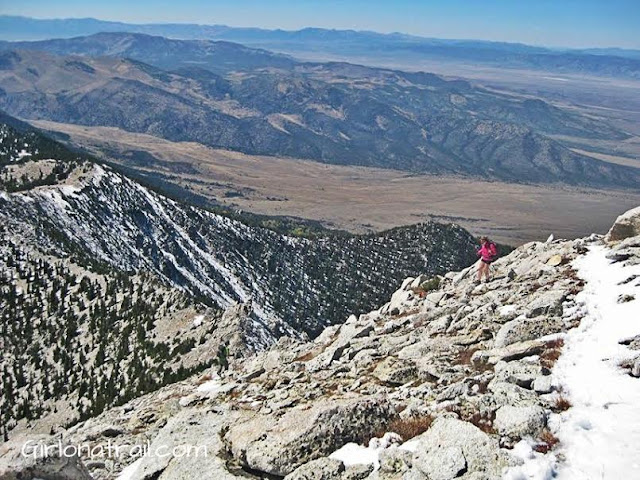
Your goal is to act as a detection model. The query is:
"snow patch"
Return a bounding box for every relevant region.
[553,246,640,478]
[329,432,402,470]
[17,149,32,159]
[498,304,518,317]
[330,443,381,469]
[504,440,557,480]
[196,377,223,394]
[116,458,142,480]
[91,164,106,186]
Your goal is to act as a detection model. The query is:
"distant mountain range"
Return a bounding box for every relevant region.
[0,35,638,188]
[1,15,640,78]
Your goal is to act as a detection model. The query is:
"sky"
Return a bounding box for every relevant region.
[1,0,639,49]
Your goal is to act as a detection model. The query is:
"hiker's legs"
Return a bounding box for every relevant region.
[484,263,491,281]
[477,262,484,281]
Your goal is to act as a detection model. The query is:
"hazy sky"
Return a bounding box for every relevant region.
[2,0,639,48]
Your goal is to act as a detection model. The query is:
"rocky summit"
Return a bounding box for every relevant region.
[4,205,639,480]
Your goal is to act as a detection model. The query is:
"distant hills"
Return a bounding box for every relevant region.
[1,15,640,79]
[0,31,296,74]
[0,35,638,188]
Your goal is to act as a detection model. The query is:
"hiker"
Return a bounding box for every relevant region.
[476,236,497,283]
[216,341,230,376]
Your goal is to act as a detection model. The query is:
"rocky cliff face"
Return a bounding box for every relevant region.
[5,207,638,480]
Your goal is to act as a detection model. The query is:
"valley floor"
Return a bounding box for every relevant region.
[33,121,640,245]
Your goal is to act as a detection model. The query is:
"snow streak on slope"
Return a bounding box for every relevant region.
[552,246,640,479]
[1,159,478,339]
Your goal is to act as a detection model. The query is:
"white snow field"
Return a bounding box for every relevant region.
[553,245,640,479]
[508,244,640,479]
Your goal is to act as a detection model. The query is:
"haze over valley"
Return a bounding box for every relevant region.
[2,5,640,479]
[0,19,639,244]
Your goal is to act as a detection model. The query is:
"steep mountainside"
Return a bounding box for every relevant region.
[0,43,637,188]
[4,204,639,480]
[0,116,478,437]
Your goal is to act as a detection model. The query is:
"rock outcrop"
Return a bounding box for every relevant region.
[606,206,640,243]
[5,206,640,480]
[0,435,92,480]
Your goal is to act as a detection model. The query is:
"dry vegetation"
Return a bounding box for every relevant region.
[541,338,565,369]
[453,347,481,365]
[195,373,213,386]
[33,121,640,245]
[552,395,573,412]
[534,429,560,453]
[365,415,435,445]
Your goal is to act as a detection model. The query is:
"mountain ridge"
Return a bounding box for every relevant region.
[4,197,639,480]
[0,44,637,189]
[0,113,479,436]
[1,15,639,78]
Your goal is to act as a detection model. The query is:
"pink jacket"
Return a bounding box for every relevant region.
[477,242,497,262]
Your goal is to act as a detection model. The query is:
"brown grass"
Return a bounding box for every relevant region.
[529,282,543,293]
[552,395,572,412]
[467,410,497,434]
[294,330,341,362]
[454,347,481,365]
[563,268,580,280]
[540,339,565,369]
[534,429,560,453]
[473,361,495,374]
[294,350,317,362]
[475,378,491,394]
[195,373,213,386]
[394,308,421,319]
[546,338,565,350]
[367,416,434,445]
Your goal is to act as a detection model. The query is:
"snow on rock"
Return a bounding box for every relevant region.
[329,432,402,470]
[116,458,142,480]
[551,245,640,478]
[498,304,518,319]
[192,314,204,327]
[504,440,557,480]
[504,241,640,480]
[329,443,381,469]
[17,149,32,159]
[196,377,223,394]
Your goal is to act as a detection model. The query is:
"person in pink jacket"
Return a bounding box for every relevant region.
[476,236,498,283]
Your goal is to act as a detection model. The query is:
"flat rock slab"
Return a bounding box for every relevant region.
[127,409,240,480]
[225,397,395,477]
[472,339,547,365]
[414,445,466,480]
[494,405,547,439]
[0,434,92,480]
[494,316,564,348]
[409,417,507,478]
